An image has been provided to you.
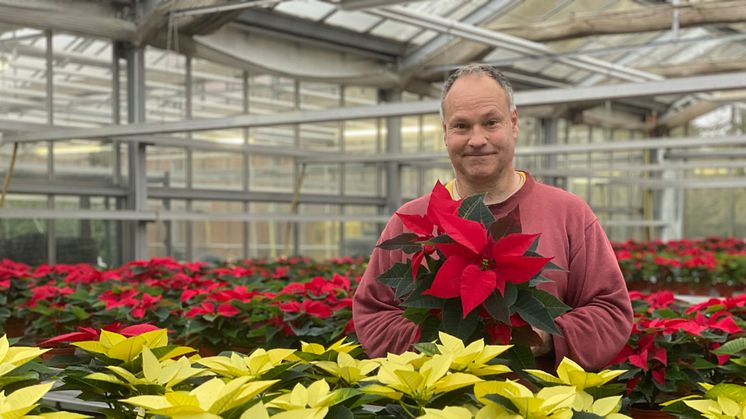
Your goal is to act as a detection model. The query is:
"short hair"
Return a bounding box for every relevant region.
[440,64,516,121]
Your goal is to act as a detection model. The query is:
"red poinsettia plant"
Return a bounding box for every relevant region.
[377,181,568,365]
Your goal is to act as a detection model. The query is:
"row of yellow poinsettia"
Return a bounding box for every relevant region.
[2,328,744,418]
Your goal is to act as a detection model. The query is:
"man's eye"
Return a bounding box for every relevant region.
[486,120,498,127]
[453,123,467,130]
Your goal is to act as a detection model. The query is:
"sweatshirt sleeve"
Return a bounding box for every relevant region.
[552,219,634,371]
[352,218,420,358]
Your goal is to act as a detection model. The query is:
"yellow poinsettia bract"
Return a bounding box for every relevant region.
[363,354,482,404]
[685,397,746,419]
[121,376,278,417]
[0,335,49,377]
[524,357,625,392]
[86,346,211,390]
[73,329,193,362]
[197,348,295,378]
[314,352,379,384]
[475,380,576,419]
[573,393,631,418]
[266,379,344,419]
[0,382,89,418]
[418,406,474,419]
[299,338,358,356]
[435,332,512,377]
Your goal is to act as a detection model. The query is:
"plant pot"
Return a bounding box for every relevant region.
[2,317,27,338]
[629,406,675,419]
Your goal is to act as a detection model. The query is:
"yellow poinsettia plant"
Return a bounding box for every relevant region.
[524,357,628,414]
[661,382,746,418]
[121,376,279,418]
[0,382,90,418]
[0,334,49,378]
[197,347,296,379]
[85,346,212,391]
[72,328,195,363]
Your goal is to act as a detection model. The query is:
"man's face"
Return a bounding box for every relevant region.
[441,74,519,187]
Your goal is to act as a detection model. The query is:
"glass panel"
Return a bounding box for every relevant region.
[343,205,378,257]
[344,119,379,154]
[250,125,295,147]
[52,35,112,127]
[250,74,295,113]
[299,204,340,260]
[401,116,420,153]
[249,202,289,258]
[401,166,419,200]
[0,27,49,126]
[421,114,443,151]
[249,154,293,192]
[344,163,378,197]
[0,194,48,265]
[302,164,340,195]
[145,48,186,122]
[0,143,48,180]
[192,150,243,190]
[324,10,381,33]
[193,201,244,261]
[191,58,244,119]
[274,0,336,20]
[53,140,114,183]
[299,122,340,151]
[147,147,187,188]
[300,81,340,110]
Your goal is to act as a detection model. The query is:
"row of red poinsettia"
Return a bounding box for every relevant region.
[0,256,365,351]
[613,237,746,294]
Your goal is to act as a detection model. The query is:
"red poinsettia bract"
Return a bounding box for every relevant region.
[396,181,462,279]
[423,211,552,317]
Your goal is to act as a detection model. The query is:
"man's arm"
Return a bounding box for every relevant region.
[552,220,633,371]
[352,223,420,358]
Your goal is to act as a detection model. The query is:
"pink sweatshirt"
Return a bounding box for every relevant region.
[352,172,633,371]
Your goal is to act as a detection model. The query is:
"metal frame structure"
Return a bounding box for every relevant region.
[1,0,745,263]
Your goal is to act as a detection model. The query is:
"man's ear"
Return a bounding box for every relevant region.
[511,109,519,139]
[442,122,448,144]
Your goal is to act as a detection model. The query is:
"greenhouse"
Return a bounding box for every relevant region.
[0,0,745,418]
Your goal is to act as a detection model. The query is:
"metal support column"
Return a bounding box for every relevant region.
[540,118,563,188]
[185,56,194,260]
[292,80,301,256]
[658,148,683,240]
[45,30,56,264]
[112,41,123,266]
[242,70,250,260]
[380,89,402,216]
[125,44,148,261]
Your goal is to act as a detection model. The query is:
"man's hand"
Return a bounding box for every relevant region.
[531,328,553,357]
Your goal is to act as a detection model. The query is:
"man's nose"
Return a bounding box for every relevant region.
[468,126,488,146]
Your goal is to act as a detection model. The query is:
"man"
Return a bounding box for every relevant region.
[352,64,633,371]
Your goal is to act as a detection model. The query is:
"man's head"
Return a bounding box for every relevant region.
[440,64,516,119]
[440,64,519,190]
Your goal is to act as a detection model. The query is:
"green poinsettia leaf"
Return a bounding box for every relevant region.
[442,299,479,342]
[512,291,562,336]
[501,344,536,371]
[489,206,522,240]
[572,412,605,419]
[482,284,518,324]
[377,233,422,254]
[458,194,495,227]
[531,289,571,318]
[326,404,355,419]
[528,275,553,287]
[378,262,415,299]
[413,342,439,356]
[713,337,746,355]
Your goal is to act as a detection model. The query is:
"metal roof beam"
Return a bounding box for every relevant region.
[373,6,661,83]
[4,71,746,144]
[234,8,404,60]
